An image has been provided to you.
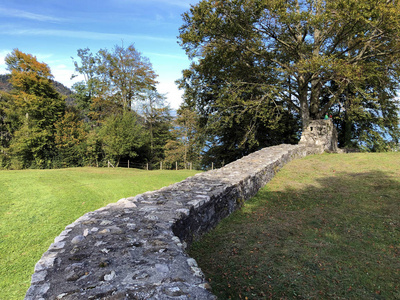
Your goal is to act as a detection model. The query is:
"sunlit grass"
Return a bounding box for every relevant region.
[190,153,400,299]
[0,167,199,300]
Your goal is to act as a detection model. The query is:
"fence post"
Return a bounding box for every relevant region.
[160,161,162,170]
[146,163,149,171]
[190,162,192,170]
[212,162,214,170]
[128,160,130,168]
[176,161,178,170]
[108,160,109,168]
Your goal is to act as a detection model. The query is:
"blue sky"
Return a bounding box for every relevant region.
[0,0,199,108]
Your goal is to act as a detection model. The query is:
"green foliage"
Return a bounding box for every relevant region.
[137,91,173,166]
[179,0,400,153]
[0,45,187,170]
[54,109,88,167]
[0,92,13,167]
[99,112,146,166]
[164,106,203,169]
[72,44,158,113]
[70,81,92,114]
[69,44,174,169]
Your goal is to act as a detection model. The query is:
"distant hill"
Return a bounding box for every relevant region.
[0,74,75,106]
[0,74,13,92]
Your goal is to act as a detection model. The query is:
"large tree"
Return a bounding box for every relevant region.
[99,111,146,166]
[179,0,400,150]
[71,44,163,166]
[54,109,88,167]
[164,106,203,169]
[72,44,158,114]
[137,90,173,166]
[3,49,65,168]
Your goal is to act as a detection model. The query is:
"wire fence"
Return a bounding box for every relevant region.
[110,160,213,171]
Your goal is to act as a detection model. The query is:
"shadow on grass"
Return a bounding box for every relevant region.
[190,170,400,300]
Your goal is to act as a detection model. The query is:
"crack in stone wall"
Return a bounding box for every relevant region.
[24,141,329,299]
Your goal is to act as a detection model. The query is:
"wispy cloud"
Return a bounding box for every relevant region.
[157,0,192,8]
[0,26,175,42]
[117,0,191,9]
[0,6,67,23]
[146,52,188,60]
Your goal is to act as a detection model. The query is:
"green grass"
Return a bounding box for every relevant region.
[0,167,199,300]
[190,153,400,299]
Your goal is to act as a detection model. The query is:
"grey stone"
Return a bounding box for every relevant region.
[299,119,339,153]
[104,271,116,281]
[100,220,113,226]
[34,252,57,272]
[49,241,65,251]
[31,270,47,284]
[71,235,85,244]
[155,264,169,273]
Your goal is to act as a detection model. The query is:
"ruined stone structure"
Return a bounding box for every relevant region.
[299,119,338,153]
[25,121,338,300]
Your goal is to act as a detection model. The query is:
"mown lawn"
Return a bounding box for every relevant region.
[0,167,199,300]
[190,153,400,299]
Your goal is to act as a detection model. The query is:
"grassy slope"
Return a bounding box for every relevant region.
[0,167,199,300]
[190,153,400,299]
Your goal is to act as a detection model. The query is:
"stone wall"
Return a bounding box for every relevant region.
[299,119,338,153]
[25,137,335,299]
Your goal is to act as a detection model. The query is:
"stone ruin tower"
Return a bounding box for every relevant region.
[299,119,339,153]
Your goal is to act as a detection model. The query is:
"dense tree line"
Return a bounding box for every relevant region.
[0,47,202,169]
[178,0,400,163]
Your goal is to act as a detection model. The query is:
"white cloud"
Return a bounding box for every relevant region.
[157,80,184,109]
[146,52,188,60]
[0,50,11,74]
[0,6,67,23]
[157,0,192,8]
[35,53,54,61]
[117,0,191,8]
[0,26,175,42]
[50,63,79,89]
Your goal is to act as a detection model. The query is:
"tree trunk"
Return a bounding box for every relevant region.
[343,86,353,147]
[344,117,353,147]
[298,75,310,130]
[343,100,353,147]
[310,77,321,119]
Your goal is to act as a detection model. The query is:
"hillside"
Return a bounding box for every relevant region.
[0,74,12,92]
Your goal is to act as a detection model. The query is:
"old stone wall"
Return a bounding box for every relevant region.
[25,143,325,300]
[299,119,338,152]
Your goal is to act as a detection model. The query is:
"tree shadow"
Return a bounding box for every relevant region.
[190,169,400,299]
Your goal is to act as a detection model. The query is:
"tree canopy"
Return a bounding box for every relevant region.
[72,44,158,113]
[179,0,400,151]
[2,49,65,168]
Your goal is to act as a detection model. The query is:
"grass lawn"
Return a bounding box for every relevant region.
[0,167,199,300]
[190,153,400,299]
